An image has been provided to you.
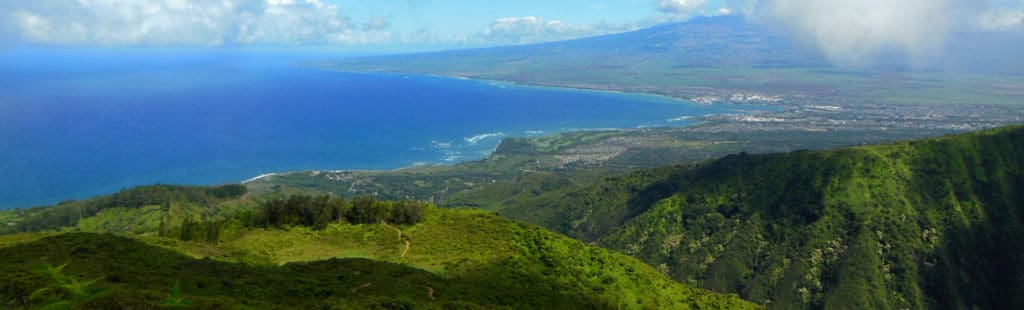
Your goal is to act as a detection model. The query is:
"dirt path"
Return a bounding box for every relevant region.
[351,282,372,292]
[384,223,411,257]
[427,286,436,300]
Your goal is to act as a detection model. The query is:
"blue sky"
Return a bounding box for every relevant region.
[0,0,1020,53]
[0,0,706,50]
[339,0,653,35]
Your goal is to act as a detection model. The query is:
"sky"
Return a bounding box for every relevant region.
[0,0,1022,56]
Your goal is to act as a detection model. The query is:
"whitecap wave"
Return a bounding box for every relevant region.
[431,140,453,149]
[465,132,505,145]
[243,173,277,183]
[667,116,694,122]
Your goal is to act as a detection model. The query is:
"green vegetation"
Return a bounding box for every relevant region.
[29,262,111,310]
[152,281,195,309]
[0,194,752,308]
[493,126,1024,309]
[3,122,1020,309]
[242,195,425,230]
[0,184,247,234]
[250,127,951,212]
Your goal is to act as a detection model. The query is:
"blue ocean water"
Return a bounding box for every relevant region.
[0,50,773,209]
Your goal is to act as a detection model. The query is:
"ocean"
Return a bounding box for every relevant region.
[0,49,772,209]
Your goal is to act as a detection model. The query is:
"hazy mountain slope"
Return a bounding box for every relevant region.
[501,126,1024,309]
[324,16,1024,107]
[0,203,754,309]
[344,15,824,70]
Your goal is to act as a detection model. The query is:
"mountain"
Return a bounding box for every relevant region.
[0,194,752,308]
[323,16,1024,107]
[334,15,826,71]
[493,126,1024,309]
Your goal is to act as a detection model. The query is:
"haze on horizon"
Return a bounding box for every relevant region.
[1,0,1022,67]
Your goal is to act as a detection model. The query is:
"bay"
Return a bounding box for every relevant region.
[0,50,771,209]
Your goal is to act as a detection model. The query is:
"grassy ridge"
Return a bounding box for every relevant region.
[0,205,754,309]
[500,126,1024,309]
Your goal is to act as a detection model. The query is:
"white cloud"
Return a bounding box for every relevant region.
[479,16,637,45]
[977,8,1024,30]
[755,0,996,67]
[658,0,709,15]
[657,0,756,19]
[655,0,1021,67]
[1,0,392,46]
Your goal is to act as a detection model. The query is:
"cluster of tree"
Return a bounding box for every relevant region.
[246,195,425,230]
[248,195,346,230]
[6,184,247,234]
[159,217,224,244]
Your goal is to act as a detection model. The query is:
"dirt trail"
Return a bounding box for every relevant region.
[427,286,436,300]
[351,282,372,292]
[384,223,411,257]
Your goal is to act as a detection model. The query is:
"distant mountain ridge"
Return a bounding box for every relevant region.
[425,15,829,69]
[334,15,1024,73]
[326,15,1024,107]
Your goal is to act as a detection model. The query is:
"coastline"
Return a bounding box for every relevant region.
[237,68,772,185]
[317,67,705,106]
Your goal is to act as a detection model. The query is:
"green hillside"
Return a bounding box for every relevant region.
[3,126,1020,309]
[0,198,752,309]
[499,126,1024,309]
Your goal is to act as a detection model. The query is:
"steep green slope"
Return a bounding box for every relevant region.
[504,126,1024,309]
[0,204,754,309]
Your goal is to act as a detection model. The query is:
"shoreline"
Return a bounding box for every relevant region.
[240,68,781,184]
[317,67,709,106]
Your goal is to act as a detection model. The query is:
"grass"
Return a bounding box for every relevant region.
[0,206,756,309]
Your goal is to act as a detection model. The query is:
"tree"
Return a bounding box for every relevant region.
[390,201,425,225]
[348,197,387,224]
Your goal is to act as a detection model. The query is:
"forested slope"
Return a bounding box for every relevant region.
[502,126,1024,309]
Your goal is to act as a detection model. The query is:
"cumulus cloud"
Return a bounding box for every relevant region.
[977,8,1024,30]
[0,0,392,46]
[479,16,637,45]
[401,27,470,46]
[658,0,755,19]
[658,0,709,14]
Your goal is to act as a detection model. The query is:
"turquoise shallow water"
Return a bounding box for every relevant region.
[0,50,773,209]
